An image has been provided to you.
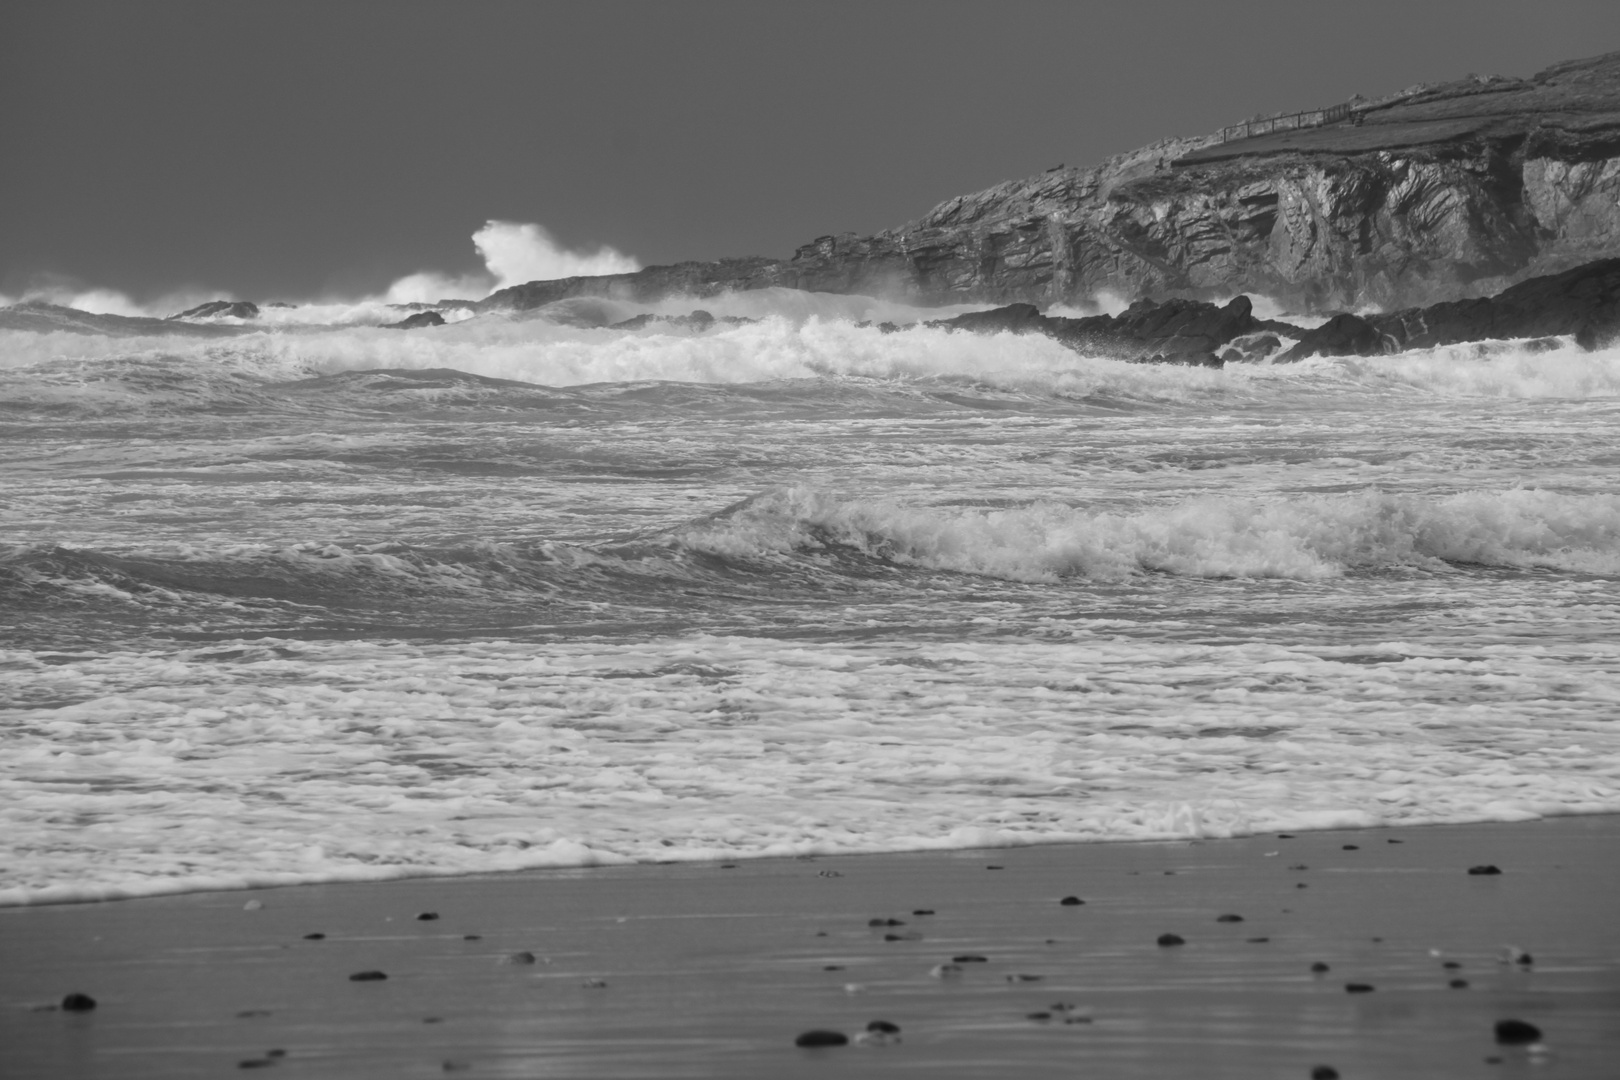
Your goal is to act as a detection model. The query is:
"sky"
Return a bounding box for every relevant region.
[4,0,1620,307]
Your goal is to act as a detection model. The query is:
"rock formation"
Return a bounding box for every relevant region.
[169,300,260,320]
[479,50,1620,315]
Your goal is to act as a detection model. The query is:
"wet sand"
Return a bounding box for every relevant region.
[4,815,1618,1079]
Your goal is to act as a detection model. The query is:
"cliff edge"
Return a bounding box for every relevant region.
[483,50,1620,314]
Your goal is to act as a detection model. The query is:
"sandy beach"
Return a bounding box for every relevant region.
[4,815,1617,1079]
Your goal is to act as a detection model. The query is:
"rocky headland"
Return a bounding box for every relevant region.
[478,50,1620,318]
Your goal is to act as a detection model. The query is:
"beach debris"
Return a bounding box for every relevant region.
[929,963,964,979]
[1498,945,1534,966]
[1216,913,1244,923]
[1006,973,1044,983]
[1310,962,1330,973]
[499,951,537,965]
[1344,983,1375,993]
[416,912,440,921]
[856,1019,902,1044]
[1059,896,1085,906]
[795,1029,849,1047]
[868,917,905,926]
[1450,978,1470,989]
[953,954,989,963]
[302,933,325,940]
[1311,1067,1340,1079]
[581,978,608,988]
[1494,1019,1543,1044]
[243,899,263,910]
[1157,933,1186,947]
[60,993,97,1012]
[348,970,388,982]
[1467,864,1503,875]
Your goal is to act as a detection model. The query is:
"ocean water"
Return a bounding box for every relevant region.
[3,291,1619,905]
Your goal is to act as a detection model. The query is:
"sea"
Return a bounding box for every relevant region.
[3,288,1619,906]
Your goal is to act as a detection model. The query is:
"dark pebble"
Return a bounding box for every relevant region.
[1371,937,1383,943]
[238,1060,274,1070]
[443,1062,470,1073]
[1310,962,1330,973]
[1342,845,1359,851]
[1247,937,1271,943]
[795,1029,849,1048]
[1468,865,1503,876]
[1494,1019,1542,1045]
[1442,961,1462,969]
[986,865,1003,870]
[866,1020,901,1034]
[1059,896,1085,906]
[1387,838,1404,844]
[1311,1068,1340,1080]
[912,909,935,915]
[720,864,737,869]
[463,934,481,941]
[823,965,844,971]
[1216,913,1244,923]
[502,951,536,965]
[868,917,905,926]
[1288,864,1309,871]
[1027,1012,1052,1021]
[416,912,439,921]
[1296,883,1308,889]
[1277,833,1296,838]
[1450,979,1470,989]
[953,954,989,963]
[1157,933,1185,947]
[884,932,921,942]
[60,993,97,1012]
[1344,983,1375,993]
[348,970,387,982]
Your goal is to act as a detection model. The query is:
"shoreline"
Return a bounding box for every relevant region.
[5,815,1618,1078]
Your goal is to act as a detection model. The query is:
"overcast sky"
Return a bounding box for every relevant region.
[5,0,1620,303]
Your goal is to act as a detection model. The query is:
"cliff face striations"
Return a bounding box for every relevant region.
[482,51,1620,315]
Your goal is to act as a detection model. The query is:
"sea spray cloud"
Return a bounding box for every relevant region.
[380,219,640,303]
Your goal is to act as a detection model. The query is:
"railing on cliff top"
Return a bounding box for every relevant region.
[1219,102,1363,143]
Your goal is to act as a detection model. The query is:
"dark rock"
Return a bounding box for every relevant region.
[823,965,843,971]
[1027,1011,1052,1021]
[348,970,388,981]
[60,993,97,1012]
[1282,257,1620,360]
[868,918,905,926]
[1469,865,1504,875]
[1442,961,1462,969]
[912,909,935,915]
[1247,937,1271,943]
[416,912,439,921]
[500,951,537,965]
[1311,1068,1341,1080]
[302,933,325,940]
[1310,962,1331,973]
[1342,845,1359,851]
[1216,914,1244,923]
[985,865,1004,870]
[1277,833,1296,838]
[1387,838,1404,844]
[794,1029,849,1048]
[1157,933,1186,946]
[237,1060,275,1070]
[169,300,260,321]
[866,1020,901,1034]
[463,934,481,941]
[1059,896,1085,906]
[1451,978,1471,989]
[952,955,989,963]
[883,932,922,942]
[388,310,446,330]
[1344,983,1376,993]
[1494,1019,1543,1045]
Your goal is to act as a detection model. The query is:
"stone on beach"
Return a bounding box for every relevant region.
[794,1029,849,1047]
[1494,1019,1543,1044]
[347,970,387,981]
[1157,933,1186,946]
[60,992,97,1012]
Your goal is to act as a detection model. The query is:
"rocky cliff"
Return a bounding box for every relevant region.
[482,50,1620,315]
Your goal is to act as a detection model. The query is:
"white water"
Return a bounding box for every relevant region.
[2,291,1618,904]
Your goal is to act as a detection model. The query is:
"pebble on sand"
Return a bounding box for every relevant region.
[416,912,439,921]
[1468,865,1503,875]
[1344,983,1375,993]
[867,1020,901,1034]
[1311,1068,1340,1079]
[1494,1019,1543,1045]
[795,1030,849,1047]
[60,993,97,1012]
[500,951,537,965]
[1059,896,1085,906]
[912,909,935,915]
[1342,845,1359,851]
[1310,962,1331,973]
[302,933,325,940]
[952,954,989,963]
[348,970,388,982]
[868,918,905,926]
[1157,933,1186,946]
[1216,914,1244,922]
[1450,979,1470,989]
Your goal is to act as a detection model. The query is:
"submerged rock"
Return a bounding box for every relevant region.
[169,300,260,321]
[387,310,446,330]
